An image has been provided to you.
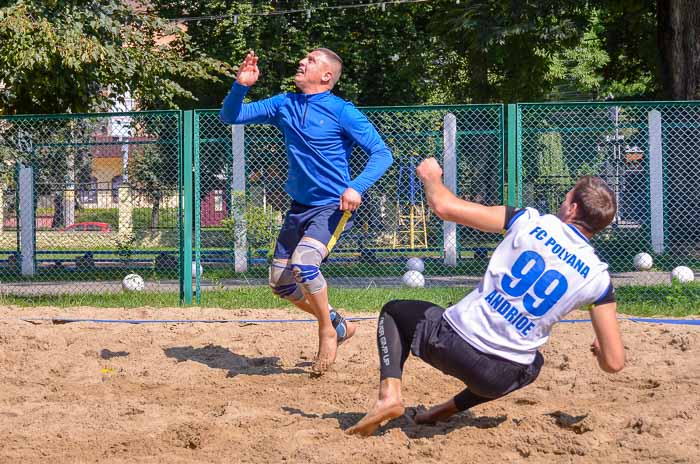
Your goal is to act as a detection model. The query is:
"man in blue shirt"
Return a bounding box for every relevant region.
[220,49,393,374]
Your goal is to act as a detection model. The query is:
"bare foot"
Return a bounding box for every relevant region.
[311,330,338,375]
[346,399,405,437]
[338,320,357,345]
[414,400,459,425]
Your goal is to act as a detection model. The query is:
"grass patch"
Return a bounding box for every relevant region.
[614,283,700,317]
[0,291,181,309]
[75,207,178,229]
[1,283,699,317]
[0,267,179,282]
[199,260,491,280]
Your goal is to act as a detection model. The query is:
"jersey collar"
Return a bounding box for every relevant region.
[567,224,590,243]
[300,90,331,100]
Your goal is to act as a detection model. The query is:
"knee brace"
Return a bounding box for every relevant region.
[269,260,304,302]
[290,237,327,295]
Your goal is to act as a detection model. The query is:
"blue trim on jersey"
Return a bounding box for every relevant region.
[594,282,615,305]
[506,209,527,229]
[220,82,393,205]
[567,224,590,242]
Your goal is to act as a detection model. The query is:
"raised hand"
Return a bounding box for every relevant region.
[416,157,443,184]
[236,50,260,87]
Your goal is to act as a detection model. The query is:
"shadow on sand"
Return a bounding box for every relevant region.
[164,345,307,377]
[282,405,508,438]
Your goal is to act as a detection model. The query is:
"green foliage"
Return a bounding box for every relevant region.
[151,0,438,107]
[597,0,658,99]
[128,144,178,229]
[0,143,19,186]
[545,10,610,100]
[75,207,177,229]
[0,0,230,114]
[114,231,135,265]
[168,0,654,106]
[75,207,118,226]
[536,130,571,213]
[220,205,279,252]
[0,0,676,111]
[433,0,592,103]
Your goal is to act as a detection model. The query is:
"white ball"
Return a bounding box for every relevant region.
[402,270,425,288]
[406,257,425,273]
[122,273,144,292]
[192,261,204,277]
[671,266,695,284]
[633,252,653,271]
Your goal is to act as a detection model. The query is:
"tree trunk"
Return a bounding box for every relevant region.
[151,193,161,230]
[53,191,64,229]
[469,44,491,103]
[658,1,700,250]
[657,0,700,99]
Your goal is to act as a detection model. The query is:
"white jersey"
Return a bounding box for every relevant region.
[443,208,613,365]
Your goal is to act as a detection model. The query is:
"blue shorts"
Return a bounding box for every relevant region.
[273,201,355,260]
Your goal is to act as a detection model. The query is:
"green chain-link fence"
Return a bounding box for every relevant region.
[2,102,698,299]
[0,111,182,295]
[516,102,700,285]
[192,105,503,298]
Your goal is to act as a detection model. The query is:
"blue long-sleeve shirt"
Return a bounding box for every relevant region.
[220,82,393,206]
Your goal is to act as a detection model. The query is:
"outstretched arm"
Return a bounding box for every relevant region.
[416,157,507,233]
[220,51,283,125]
[589,302,625,373]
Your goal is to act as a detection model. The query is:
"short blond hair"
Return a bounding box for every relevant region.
[314,48,343,87]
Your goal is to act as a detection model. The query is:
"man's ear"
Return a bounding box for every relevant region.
[568,201,580,222]
[322,70,333,85]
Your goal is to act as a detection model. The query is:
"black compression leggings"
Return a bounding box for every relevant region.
[377,299,540,412]
[377,299,432,380]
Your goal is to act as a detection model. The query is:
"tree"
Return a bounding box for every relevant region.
[597,0,658,100]
[0,0,230,115]
[657,0,700,100]
[150,0,438,106]
[432,0,592,103]
[537,131,571,213]
[0,0,230,230]
[546,10,610,100]
[128,142,178,229]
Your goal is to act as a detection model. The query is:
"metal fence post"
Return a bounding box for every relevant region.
[194,112,202,304]
[231,124,248,273]
[18,165,35,276]
[507,104,518,207]
[181,110,193,305]
[0,186,4,233]
[443,113,457,267]
[648,109,665,255]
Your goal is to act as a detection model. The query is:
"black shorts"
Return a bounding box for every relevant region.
[410,306,544,399]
